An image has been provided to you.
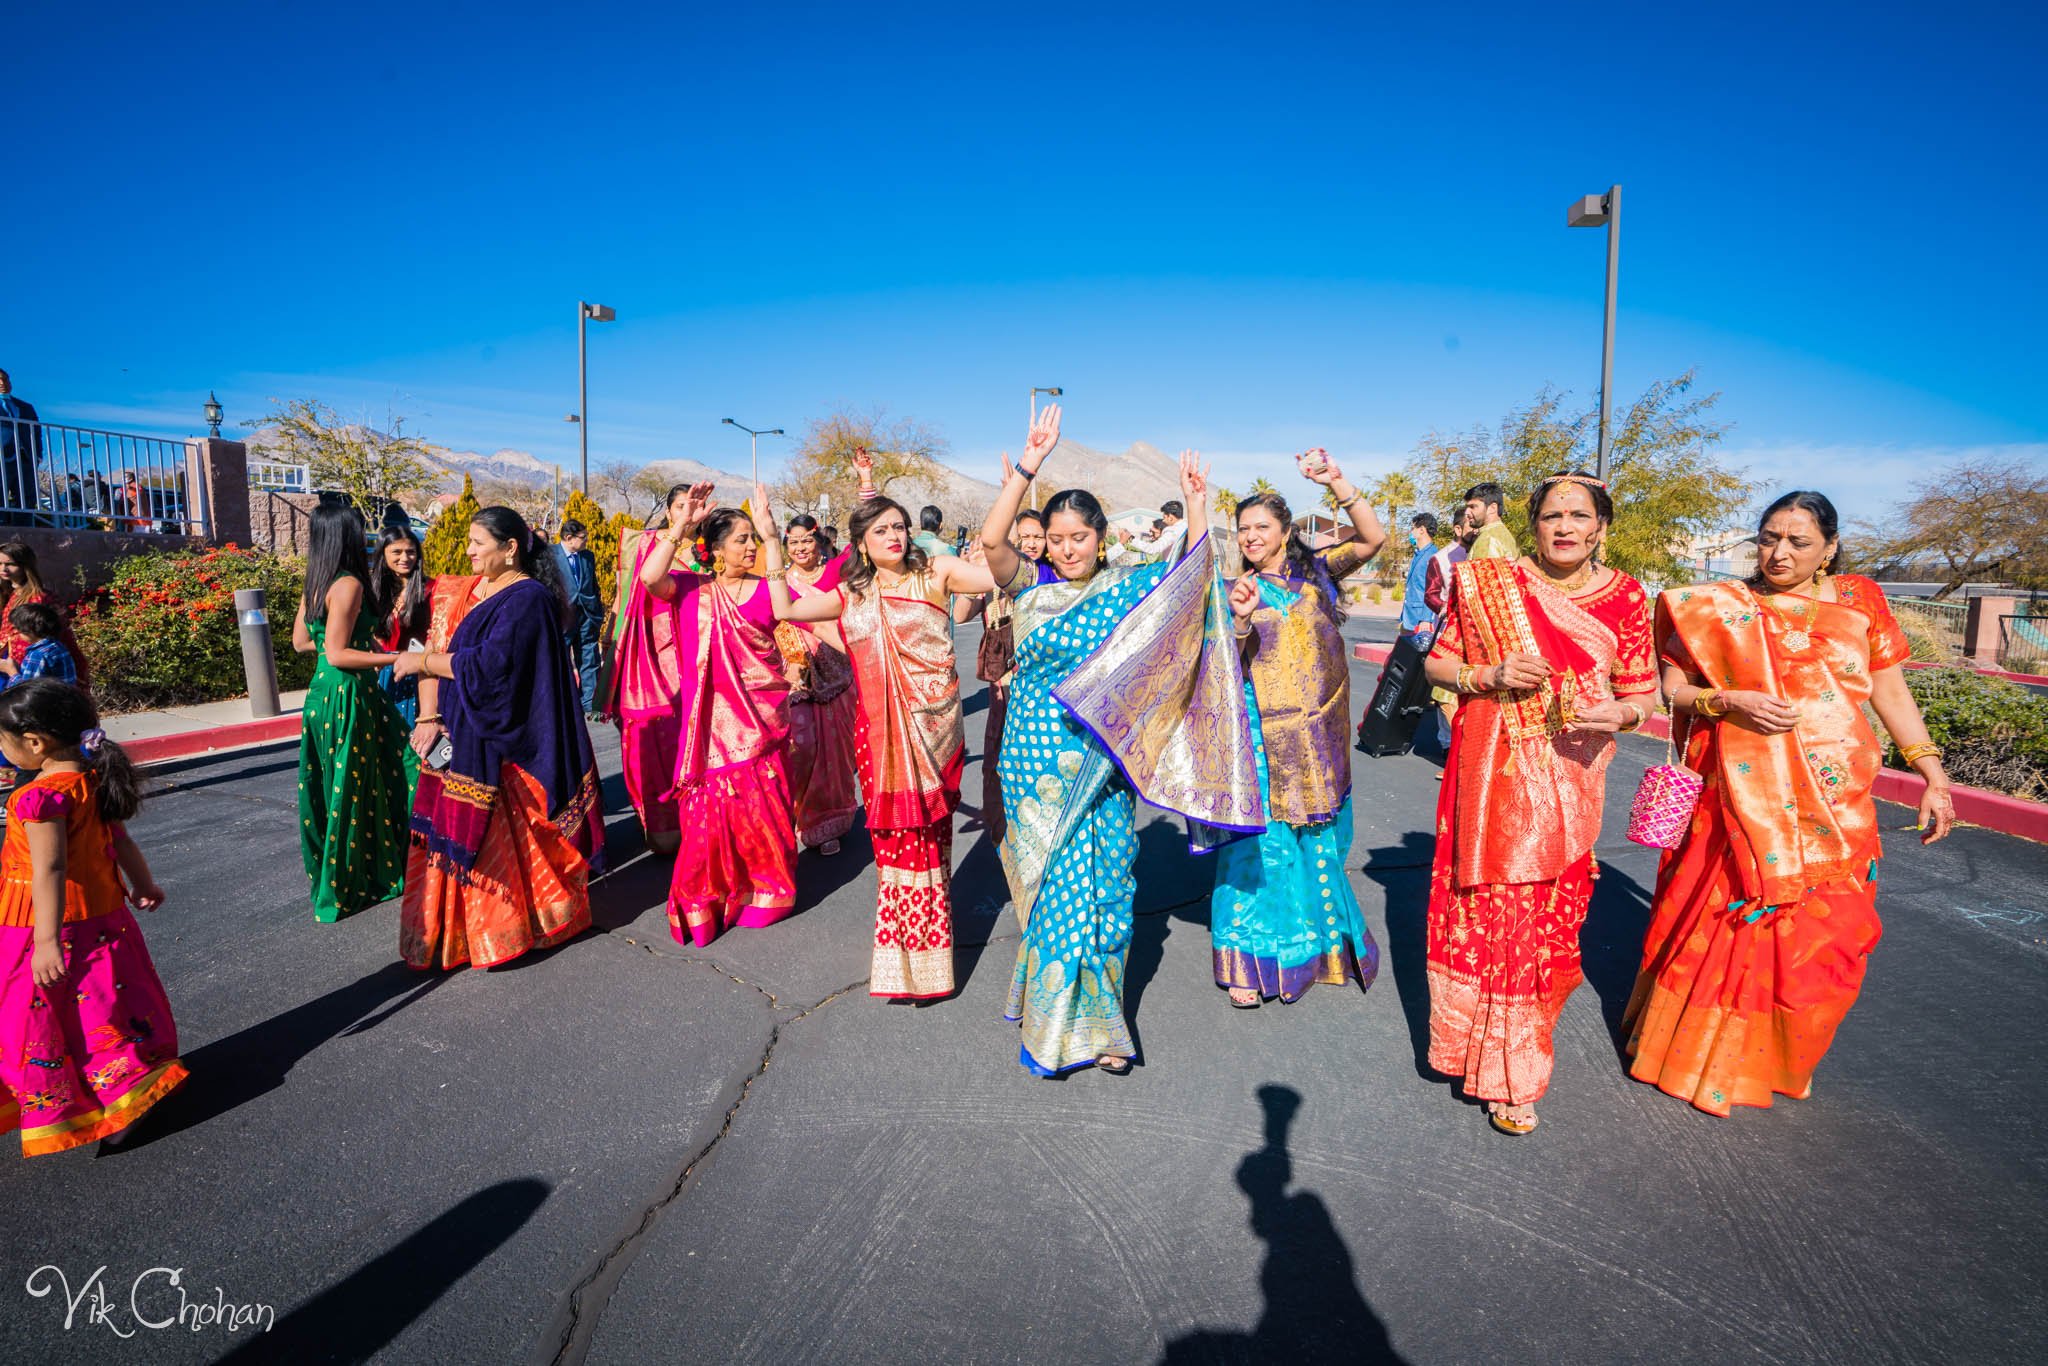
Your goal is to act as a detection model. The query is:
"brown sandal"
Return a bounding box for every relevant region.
[1486,1101,1538,1136]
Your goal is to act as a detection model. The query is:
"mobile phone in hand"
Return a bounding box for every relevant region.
[426,733,454,770]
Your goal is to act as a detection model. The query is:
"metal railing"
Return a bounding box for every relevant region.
[1999,615,2048,673]
[1889,596,1967,660]
[0,416,207,535]
[249,460,312,494]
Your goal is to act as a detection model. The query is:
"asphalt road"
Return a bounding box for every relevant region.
[4,624,2044,1365]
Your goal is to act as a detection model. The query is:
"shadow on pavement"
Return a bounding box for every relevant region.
[145,754,302,798]
[1582,855,1656,1058]
[217,1177,550,1363]
[106,961,454,1154]
[1358,830,1436,1081]
[1160,1086,1406,1365]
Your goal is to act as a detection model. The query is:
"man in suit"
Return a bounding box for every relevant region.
[553,519,607,720]
[0,369,43,527]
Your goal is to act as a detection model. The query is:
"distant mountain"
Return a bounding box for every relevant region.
[252,424,1184,522]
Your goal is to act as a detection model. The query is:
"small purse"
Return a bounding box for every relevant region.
[1626,728,1704,850]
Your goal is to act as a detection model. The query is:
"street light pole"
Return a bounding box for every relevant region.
[1566,187,1621,482]
[721,418,786,488]
[1030,385,1063,509]
[576,301,616,495]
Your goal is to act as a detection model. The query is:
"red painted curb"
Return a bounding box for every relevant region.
[1348,641,2046,842]
[124,714,302,766]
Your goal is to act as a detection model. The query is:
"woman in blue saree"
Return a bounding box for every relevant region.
[977,404,1262,1076]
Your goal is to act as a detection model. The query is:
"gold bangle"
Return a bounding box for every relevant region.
[1693,688,1724,719]
[1619,702,1645,733]
[1456,664,1478,693]
[765,569,788,582]
[1899,741,1942,764]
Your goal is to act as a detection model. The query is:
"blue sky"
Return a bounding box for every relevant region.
[6,2,2043,523]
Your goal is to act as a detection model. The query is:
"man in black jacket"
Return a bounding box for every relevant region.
[0,369,42,527]
[552,519,607,720]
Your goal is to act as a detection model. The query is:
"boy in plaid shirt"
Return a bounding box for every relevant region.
[0,601,79,689]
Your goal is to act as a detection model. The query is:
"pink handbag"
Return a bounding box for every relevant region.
[1626,730,1704,850]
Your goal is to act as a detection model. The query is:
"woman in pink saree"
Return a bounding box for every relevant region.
[776,513,859,856]
[760,485,997,1000]
[608,485,692,856]
[639,485,797,947]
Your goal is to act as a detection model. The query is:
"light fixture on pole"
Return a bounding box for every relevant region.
[1566,187,1621,482]
[577,301,617,496]
[203,391,224,439]
[1029,387,1063,508]
[721,417,786,487]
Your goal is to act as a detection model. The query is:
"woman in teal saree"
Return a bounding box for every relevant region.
[978,404,1262,1076]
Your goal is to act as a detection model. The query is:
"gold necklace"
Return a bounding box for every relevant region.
[1532,559,1596,594]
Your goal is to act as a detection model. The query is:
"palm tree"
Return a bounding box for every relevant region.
[1213,486,1240,516]
[1368,471,1417,526]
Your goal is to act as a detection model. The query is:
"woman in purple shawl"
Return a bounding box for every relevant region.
[393,507,605,969]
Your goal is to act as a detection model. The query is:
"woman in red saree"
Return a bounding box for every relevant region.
[759,485,997,1000]
[776,513,859,856]
[608,486,693,857]
[394,507,605,970]
[1422,472,1658,1135]
[1623,491,1955,1116]
[639,488,798,947]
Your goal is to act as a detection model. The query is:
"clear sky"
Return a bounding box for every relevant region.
[7,1,2043,523]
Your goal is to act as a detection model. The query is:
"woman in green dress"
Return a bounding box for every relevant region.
[292,504,419,922]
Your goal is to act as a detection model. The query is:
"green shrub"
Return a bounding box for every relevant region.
[1894,665,2048,802]
[72,545,315,713]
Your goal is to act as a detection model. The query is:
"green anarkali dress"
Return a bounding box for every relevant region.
[299,584,419,921]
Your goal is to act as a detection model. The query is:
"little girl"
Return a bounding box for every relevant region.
[0,678,186,1156]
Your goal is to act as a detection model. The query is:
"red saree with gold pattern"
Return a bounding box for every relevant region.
[1424,559,1655,1103]
[666,574,797,947]
[840,574,965,999]
[781,560,859,849]
[1623,574,1909,1115]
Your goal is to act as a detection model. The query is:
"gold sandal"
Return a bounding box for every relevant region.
[1486,1102,1538,1136]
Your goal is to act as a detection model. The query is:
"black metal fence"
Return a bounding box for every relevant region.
[0,416,208,535]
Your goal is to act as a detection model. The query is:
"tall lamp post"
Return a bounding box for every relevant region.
[722,417,785,487]
[576,301,616,495]
[1566,187,1621,482]
[1029,386,1062,508]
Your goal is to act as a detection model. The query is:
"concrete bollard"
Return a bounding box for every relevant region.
[234,587,282,719]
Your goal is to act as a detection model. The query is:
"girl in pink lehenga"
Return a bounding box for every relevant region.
[608,487,692,856]
[776,514,860,855]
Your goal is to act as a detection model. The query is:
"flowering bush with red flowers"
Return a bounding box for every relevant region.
[71,544,315,712]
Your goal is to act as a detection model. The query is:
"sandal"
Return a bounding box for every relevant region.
[1227,988,1261,1009]
[1097,1055,1132,1075]
[820,839,841,857]
[1486,1101,1538,1136]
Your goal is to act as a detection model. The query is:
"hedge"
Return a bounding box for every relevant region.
[1891,665,2048,803]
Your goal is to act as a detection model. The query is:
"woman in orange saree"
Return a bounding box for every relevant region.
[394,507,605,970]
[761,487,996,999]
[1422,472,1658,1135]
[776,514,859,856]
[639,489,798,947]
[1623,491,1955,1116]
[608,488,692,856]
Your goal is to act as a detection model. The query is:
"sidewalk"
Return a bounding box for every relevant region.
[106,690,307,765]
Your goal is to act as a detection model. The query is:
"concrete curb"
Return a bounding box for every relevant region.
[1350,640,2047,844]
[125,714,302,766]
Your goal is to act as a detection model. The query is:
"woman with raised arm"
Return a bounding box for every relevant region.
[776,512,860,857]
[762,481,995,999]
[979,404,1259,1076]
[291,504,418,922]
[606,483,703,857]
[391,507,604,969]
[1420,472,1658,1135]
[638,490,797,947]
[1623,491,1953,1116]
[1214,450,1386,1008]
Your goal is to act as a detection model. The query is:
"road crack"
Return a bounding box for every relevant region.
[536,976,868,1366]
